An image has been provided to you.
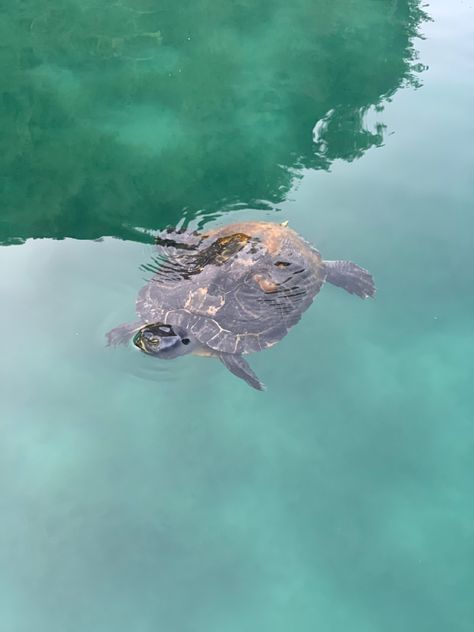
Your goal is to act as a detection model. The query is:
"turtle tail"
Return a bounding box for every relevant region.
[323,260,376,299]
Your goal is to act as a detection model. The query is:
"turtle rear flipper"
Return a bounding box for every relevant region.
[324,260,375,299]
[219,353,265,391]
[155,228,202,252]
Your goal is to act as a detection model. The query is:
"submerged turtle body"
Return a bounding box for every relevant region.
[107,221,375,390]
[137,222,327,355]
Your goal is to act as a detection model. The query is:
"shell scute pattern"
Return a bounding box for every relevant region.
[136,222,326,354]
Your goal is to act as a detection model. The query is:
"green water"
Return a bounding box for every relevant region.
[1,0,473,629]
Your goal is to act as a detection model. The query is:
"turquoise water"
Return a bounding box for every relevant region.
[1,0,473,630]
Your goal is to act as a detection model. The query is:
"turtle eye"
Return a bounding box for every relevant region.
[181,338,190,345]
[144,332,160,345]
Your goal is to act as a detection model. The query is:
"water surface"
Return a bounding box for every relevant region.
[1,1,473,630]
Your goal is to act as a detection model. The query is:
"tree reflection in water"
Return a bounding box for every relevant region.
[0,0,429,244]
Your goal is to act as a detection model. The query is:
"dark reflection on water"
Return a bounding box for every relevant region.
[1,0,428,244]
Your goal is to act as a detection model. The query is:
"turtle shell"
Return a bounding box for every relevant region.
[136,221,326,355]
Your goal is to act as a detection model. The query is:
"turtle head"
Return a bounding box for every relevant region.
[133,323,196,359]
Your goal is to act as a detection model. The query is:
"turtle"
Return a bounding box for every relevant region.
[106,220,375,390]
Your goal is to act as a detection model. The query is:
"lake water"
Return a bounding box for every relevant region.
[1,1,473,630]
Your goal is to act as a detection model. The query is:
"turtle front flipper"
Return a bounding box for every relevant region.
[106,321,143,346]
[324,260,376,299]
[219,353,265,391]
